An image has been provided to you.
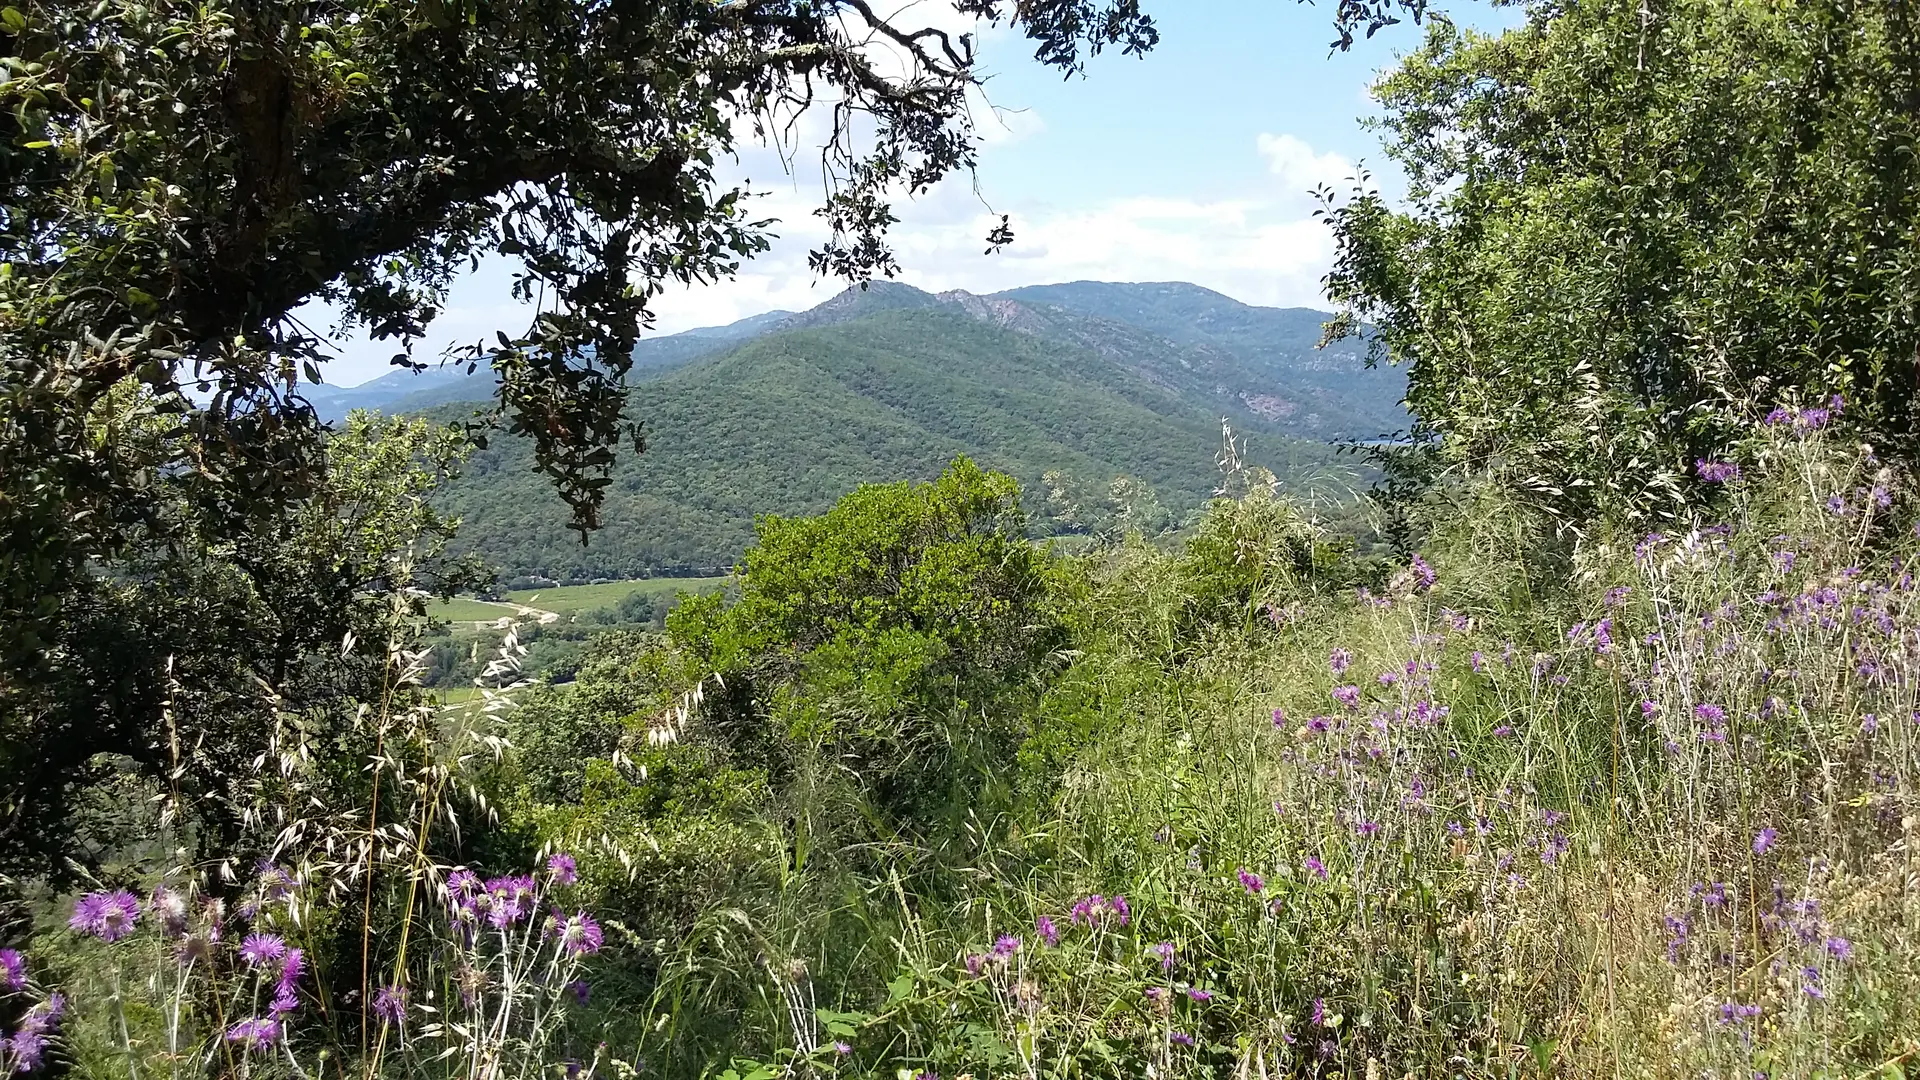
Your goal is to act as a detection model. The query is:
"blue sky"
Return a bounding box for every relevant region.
[314,1,1507,385]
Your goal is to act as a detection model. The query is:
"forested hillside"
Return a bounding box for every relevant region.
[427,283,1396,578]
[435,302,1359,577]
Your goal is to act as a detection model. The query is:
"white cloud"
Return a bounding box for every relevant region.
[312,130,1355,384]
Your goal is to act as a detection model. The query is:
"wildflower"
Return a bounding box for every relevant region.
[1753,827,1779,855]
[1311,998,1327,1027]
[1111,896,1131,925]
[567,979,590,1006]
[1695,459,1741,483]
[1306,715,1331,734]
[1826,936,1853,960]
[1492,725,1514,738]
[1270,707,1286,728]
[1718,1002,1761,1024]
[1186,988,1212,1002]
[1305,854,1328,880]
[1332,685,1361,710]
[1354,820,1381,837]
[1035,915,1060,948]
[1329,648,1353,675]
[225,1016,281,1052]
[1144,986,1167,1003]
[372,984,409,1025]
[1169,1032,1196,1047]
[1470,650,1486,673]
[0,949,22,993]
[554,911,604,956]
[833,1041,852,1056]
[446,868,482,903]
[1694,703,1726,725]
[1801,966,1825,999]
[1446,821,1465,838]
[69,890,141,942]
[1236,868,1264,894]
[1151,941,1176,971]
[484,875,537,928]
[9,993,64,1071]
[149,886,188,938]
[240,933,288,968]
[1410,554,1436,591]
[964,954,985,977]
[991,934,1021,959]
[547,853,579,886]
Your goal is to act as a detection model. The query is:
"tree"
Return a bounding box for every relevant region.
[1320,0,1920,528]
[0,413,483,879]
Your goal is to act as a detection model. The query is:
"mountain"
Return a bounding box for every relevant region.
[305,308,794,423]
[397,281,1404,578]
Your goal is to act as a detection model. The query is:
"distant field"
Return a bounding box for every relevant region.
[430,596,520,622]
[504,576,729,616]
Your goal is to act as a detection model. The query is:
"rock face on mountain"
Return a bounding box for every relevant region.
[346,280,1406,577]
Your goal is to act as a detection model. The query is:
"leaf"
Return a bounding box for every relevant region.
[886,973,914,1002]
[1,7,25,31]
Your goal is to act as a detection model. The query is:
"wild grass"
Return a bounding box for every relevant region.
[502,578,729,618]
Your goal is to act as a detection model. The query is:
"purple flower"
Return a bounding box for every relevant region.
[964,953,985,977]
[1354,820,1381,837]
[554,911,603,956]
[1144,986,1167,1003]
[567,979,590,1006]
[8,993,64,1070]
[1169,1032,1196,1047]
[1470,650,1486,673]
[1825,936,1853,960]
[69,890,141,942]
[484,875,537,928]
[225,1016,281,1052]
[1695,459,1742,483]
[240,933,288,968]
[1331,685,1361,710]
[547,853,578,886]
[991,934,1021,959]
[1718,1002,1761,1024]
[1035,915,1060,948]
[1111,895,1131,925]
[1694,703,1726,726]
[1801,966,1825,999]
[1236,868,1264,894]
[1493,724,1514,737]
[833,1041,852,1056]
[1311,997,1327,1026]
[1270,707,1286,728]
[446,868,482,903]
[1753,827,1779,855]
[1410,554,1437,591]
[1305,854,1327,880]
[1151,941,1176,971]
[1329,648,1353,675]
[1186,988,1212,1002]
[0,949,23,993]
[372,984,409,1025]
[150,887,188,937]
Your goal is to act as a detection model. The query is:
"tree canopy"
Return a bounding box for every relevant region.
[1321,0,1920,527]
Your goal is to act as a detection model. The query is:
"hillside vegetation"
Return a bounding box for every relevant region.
[432,297,1379,578]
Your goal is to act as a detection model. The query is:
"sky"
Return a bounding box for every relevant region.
[313,1,1506,386]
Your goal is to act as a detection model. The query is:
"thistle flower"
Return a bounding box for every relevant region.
[1753,827,1779,855]
[1409,554,1436,591]
[1035,915,1060,948]
[150,886,188,937]
[1144,986,1167,1003]
[372,984,409,1025]
[991,934,1021,959]
[0,949,23,993]
[224,1016,281,1052]
[1311,998,1327,1026]
[1270,707,1286,728]
[964,954,986,977]
[1169,1032,1196,1047]
[547,853,578,886]
[553,911,603,956]
[1236,868,1264,894]
[1329,648,1353,675]
[1150,941,1176,971]
[1695,459,1741,483]
[484,875,537,928]
[1305,854,1328,880]
[240,933,287,968]
[567,979,590,1006]
[1718,1002,1761,1024]
[69,890,141,942]
[8,992,64,1071]
[1332,685,1361,710]
[446,868,482,905]
[1826,936,1853,960]
[1186,988,1212,1002]
[1694,703,1727,725]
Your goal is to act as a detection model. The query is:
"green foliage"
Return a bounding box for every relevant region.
[1322,0,1920,527]
[0,413,481,880]
[673,458,1067,820]
[436,307,1353,577]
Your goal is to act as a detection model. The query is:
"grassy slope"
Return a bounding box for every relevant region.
[437,307,1353,578]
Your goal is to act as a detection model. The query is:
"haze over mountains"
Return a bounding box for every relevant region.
[334,281,1407,579]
